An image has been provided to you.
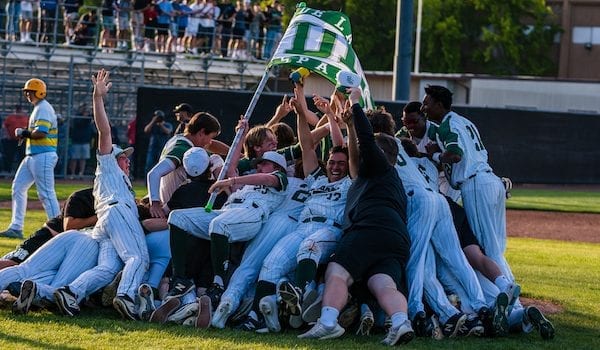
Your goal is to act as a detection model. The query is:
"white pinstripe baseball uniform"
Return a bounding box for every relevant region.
[0,230,98,306]
[395,142,486,320]
[219,177,308,312]
[259,169,351,284]
[168,171,288,242]
[434,111,514,282]
[68,149,149,302]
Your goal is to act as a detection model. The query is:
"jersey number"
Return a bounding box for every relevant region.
[326,192,341,201]
[465,124,485,152]
[417,164,432,185]
[291,190,310,203]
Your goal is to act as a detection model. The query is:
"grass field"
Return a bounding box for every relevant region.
[0,182,598,349]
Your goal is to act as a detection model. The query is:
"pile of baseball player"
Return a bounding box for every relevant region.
[0,69,555,346]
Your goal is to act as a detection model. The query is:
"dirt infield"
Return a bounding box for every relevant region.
[507,209,600,244]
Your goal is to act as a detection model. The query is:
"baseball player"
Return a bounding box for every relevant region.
[2,230,99,314]
[146,111,222,219]
[53,69,149,320]
[0,78,60,239]
[166,123,288,303]
[369,108,489,338]
[421,85,518,333]
[0,188,96,271]
[398,101,461,202]
[234,85,351,333]
[299,87,413,346]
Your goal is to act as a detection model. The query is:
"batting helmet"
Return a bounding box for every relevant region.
[23,78,47,99]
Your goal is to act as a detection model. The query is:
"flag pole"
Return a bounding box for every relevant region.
[204,69,271,212]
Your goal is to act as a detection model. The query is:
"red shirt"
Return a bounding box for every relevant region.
[3,113,29,140]
[127,118,137,145]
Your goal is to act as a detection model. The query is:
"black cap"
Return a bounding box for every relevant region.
[173,103,193,113]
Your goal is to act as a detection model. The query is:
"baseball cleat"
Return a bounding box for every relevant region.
[235,314,264,332]
[493,292,510,336]
[278,281,302,316]
[205,283,224,311]
[167,302,198,323]
[101,271,122,307]
[229,296,253,323]
[165,277,195,301]
[525,306,555,340]
[442,313,467,338]
[195,295,213,329]
[113,295,139,320]
[426,314,444,340]
[381,320,415,346]
[0,228,23,239]
[457,314,485,337]
[478,306,494,337]
[211,298,233,329]
[412,310,427,337]
[13,280,36,315]
[301,287,322,324]
[137,284,156,321]
[259,295,281,333]
[356,304,374,336]
[150,296,182,324]
[54,287,80,317]
[298,319,345,340]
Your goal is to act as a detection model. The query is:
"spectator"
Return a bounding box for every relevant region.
[115,0,132,50]
[182,0,199,54]
[68,104,95,179]
[99,0,116,50]
[263,0,282,60]
[172,102,192,134]
[196,0,217,55]
[70,9,98,46]
[62,0,81,45]
[155,0,174,53]
[19,0,34,42]
[38,0,57,44]
[142,0,158,52]
[174,0,190,53]
[217,0,234,57]
[230,0,248,59]
[5,0,20,41]
[131,0,150,51]
[143,109,173,175]
[249,1,265,60]
[1,105,28,173]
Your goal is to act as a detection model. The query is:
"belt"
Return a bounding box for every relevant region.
[231,198,259,208]
[108,200,132,209]
[458,170,492,188]
[302,216,342,229]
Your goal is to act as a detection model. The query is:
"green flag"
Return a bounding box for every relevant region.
[268,4,375,110]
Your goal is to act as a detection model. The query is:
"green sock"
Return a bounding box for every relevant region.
[169,224,190,277]
[210,232,230,284]
[295,258,317,290]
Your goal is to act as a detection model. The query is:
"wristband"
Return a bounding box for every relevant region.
[21,129,32,138]
[432,152,441,163]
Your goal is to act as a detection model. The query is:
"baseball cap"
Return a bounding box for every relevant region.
[335,71,360,93]
[253,151,286,170]
[173,103,193,113]
[112,144,134,158]
[183,147,210,177]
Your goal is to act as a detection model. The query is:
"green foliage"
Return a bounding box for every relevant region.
[421,0,561,75]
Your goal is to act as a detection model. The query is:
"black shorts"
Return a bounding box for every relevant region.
[155,22,169,35]
[333,226,410,293]
[232,27,245,38]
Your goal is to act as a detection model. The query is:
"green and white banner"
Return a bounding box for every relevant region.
[268,4,375,110]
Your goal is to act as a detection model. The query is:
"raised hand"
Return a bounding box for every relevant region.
[92,69,112,98]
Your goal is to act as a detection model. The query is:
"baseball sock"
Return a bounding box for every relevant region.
[169,224,190,277]
[494,275,511,292]
[295,259,317,292]
[210,232,230,286]
[252,280,276,313]
[391,311,408,328]
[320,306,340,328]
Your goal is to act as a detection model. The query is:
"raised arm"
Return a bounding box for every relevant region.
[341,107,359,179]
[313,94,344,147]
[92,69,113,155]
[291,84,319,177]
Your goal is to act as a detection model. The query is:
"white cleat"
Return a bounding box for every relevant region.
[298,319,345,340]
[259,295,281,333]
[211,298,233,329]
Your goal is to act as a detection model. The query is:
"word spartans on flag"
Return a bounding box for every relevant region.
[268,4,375,110]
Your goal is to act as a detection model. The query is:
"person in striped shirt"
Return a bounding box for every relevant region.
[0,78,60,240]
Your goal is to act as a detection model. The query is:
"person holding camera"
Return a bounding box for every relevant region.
[143,109,173,175]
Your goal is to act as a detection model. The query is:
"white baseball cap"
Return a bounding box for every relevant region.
[112,144,134,158]
[335,71,361,90]
[183,147,210,177]
[253,151,287,170]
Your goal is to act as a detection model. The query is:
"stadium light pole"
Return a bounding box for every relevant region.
[393,0,414,101]
[414,0,423,73]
